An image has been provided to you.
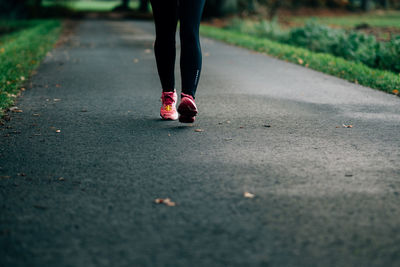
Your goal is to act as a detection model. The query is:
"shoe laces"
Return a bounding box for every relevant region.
[162,92,175,106]
[181,93,194,101]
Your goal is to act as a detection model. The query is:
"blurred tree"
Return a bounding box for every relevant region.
[361,0,373,10]
[122,0,130,9]
[32,0,43,17]
[380,0,389,8]
[114,0,130,11]
[0,0,28,18]
[139,0,149,12]
[115,0,149,12]
[203,0,238,17]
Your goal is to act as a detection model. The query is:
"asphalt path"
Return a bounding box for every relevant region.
[1,19,400,267]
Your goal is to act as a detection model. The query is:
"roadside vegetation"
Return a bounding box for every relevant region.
[289,11,400,28]
[0,20,61,113]
[42,0,139,12]
[225,18,400,73]
[200,24,400,95]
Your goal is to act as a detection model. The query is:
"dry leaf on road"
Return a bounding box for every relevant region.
[244,192,255,198]
[195,129,204,132]
[9,107,22,113]
[154,198,176,207]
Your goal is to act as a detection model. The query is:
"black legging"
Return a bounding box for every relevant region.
[150,0,206,98]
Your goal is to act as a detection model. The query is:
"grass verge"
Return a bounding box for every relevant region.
[0,19,61,113]
[200,25,400,95]
[290,11,400,28]
[42,0,139,12]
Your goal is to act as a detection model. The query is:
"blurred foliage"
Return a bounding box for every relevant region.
[290,12,400,27]
[1,0,399,18]
[205,0,399,17]
[227,18,400,73]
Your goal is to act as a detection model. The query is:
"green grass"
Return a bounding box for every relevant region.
[200,25,400,95]
[0,20,61,113]
[290,11,400,28]
[42,0,139,12]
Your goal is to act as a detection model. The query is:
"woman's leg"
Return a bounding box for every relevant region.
[150,0,178,92]
[178,0,206,98]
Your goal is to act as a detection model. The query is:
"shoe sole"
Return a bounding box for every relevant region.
[178,115,195,123]
[160,114,178,121]
[178,98,197,123]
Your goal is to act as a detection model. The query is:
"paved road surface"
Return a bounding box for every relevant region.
[1,19,400,267]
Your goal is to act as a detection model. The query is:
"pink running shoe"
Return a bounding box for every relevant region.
[160,90,178,120]
[178,93,198,123]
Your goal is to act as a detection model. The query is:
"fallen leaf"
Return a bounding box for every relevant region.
[0,47,4,53]
[342,124,353,128]
[58,177,65,181]
[56,130,61,133]
[9,107,22,113]
[154,198,176,206]
[244,192,255,198]
[393,89,399,95]
[21,87,26,91]
[32,113,40,116]
[297,58,304,65]
[163,198,176,207]
[226,120,231,124]
[20,76,25,81]
[53,98,61,102]
[195,129,204,132]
